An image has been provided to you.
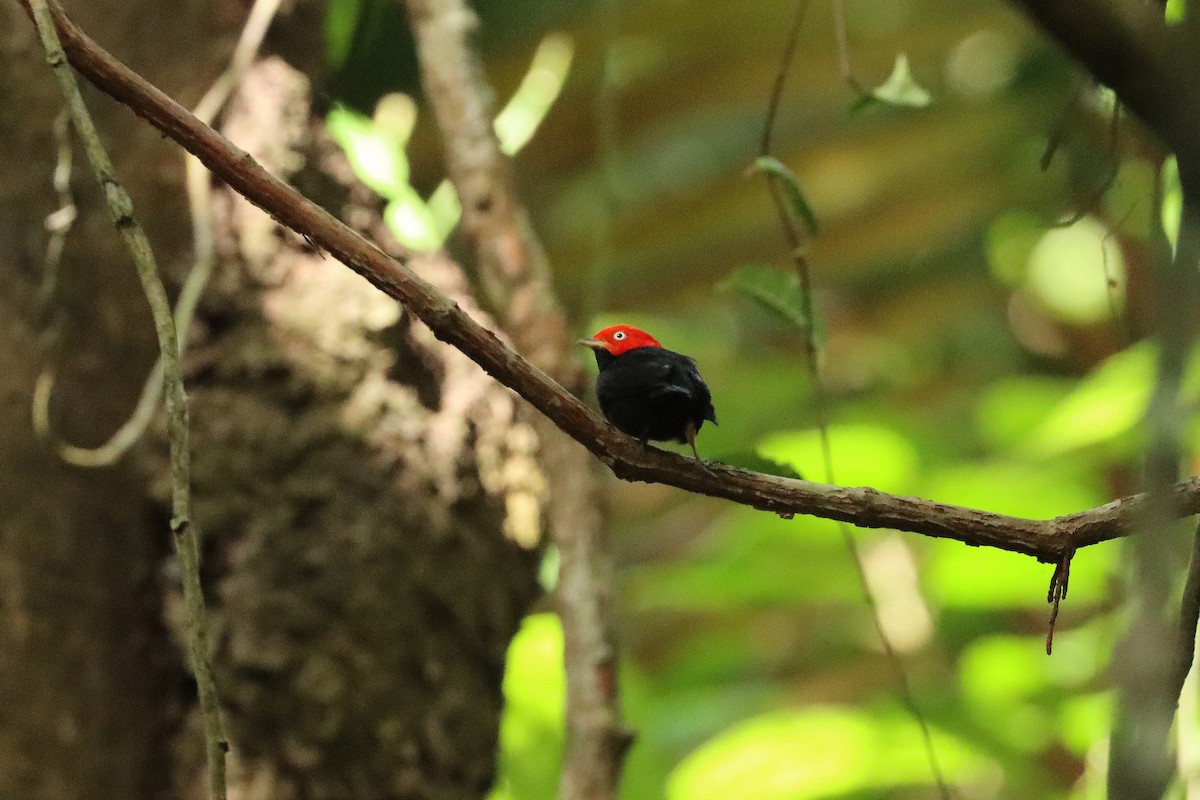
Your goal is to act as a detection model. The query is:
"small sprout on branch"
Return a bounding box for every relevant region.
[852,53,932,113]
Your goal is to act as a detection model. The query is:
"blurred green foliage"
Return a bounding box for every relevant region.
[327,35,570,251]
[326,0,1197,797]
[489,614,566,800]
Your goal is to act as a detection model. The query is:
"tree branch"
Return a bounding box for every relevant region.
[1010,0,1200,180]
[21,0,1200,565]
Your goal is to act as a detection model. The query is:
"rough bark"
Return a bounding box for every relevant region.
[176,57,541,798]
[1,4,541,799]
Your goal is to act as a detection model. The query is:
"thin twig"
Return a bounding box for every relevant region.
[1006,7,1200,795]
[30,0,282,467]
[758,4,950,797]
[1100,207,1134,344]
[760,0,808,157]
[35,107,75,318]
[26,3,228,800]
[1042,95,1124,653]
[1170,202,1200,775]
[1045,550,1073,655]
[830,0,865,96]
[1039,83,1083,172]
[27,0,1200,561]
[1009,0,1200,173]
[30,108,75,452]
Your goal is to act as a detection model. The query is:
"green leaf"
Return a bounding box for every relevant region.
[960,631,1102,709]
[956,631,1108,753]
[372,93,418,149]
[922,461,1114,608]
[326,105,409,200]
[1020,342,1155,456]
[973,375,1074,450]
[427,180,463,240]
[1060,693,1112,756]
[1025,216,1124,326]
[494,33,574,155]
[854,53,932,111]
[924,459,1103,522]
[623,507,853,612]
[392,32,572,248]
[383,187,444,252]
[751,156,820,236]
[324,0,361,72]
[1163,155,1182,255]
[985,210,1044,287]
[720,265,809,334]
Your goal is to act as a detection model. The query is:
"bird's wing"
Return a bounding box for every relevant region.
[599,350,717,421]
[604,358,678,396]
[673,357,718,423]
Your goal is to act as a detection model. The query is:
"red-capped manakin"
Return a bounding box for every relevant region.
[578,324,717,459]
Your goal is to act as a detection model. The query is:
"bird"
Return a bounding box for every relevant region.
[578,324,717,460]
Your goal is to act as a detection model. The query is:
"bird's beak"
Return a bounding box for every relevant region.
[577,337,608,352]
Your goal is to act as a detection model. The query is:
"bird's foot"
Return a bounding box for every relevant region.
[686,438,717,474]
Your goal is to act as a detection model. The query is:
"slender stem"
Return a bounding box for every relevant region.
[758,3,949,796]
[30,0,282,468]
[27,3,227,799]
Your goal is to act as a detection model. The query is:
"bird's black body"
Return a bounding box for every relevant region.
[593,346,717,446]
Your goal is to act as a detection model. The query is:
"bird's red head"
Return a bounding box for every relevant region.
[578,324,663,357]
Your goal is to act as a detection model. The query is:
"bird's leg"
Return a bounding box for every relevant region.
[684,423,717,474]
[684,422,702,461]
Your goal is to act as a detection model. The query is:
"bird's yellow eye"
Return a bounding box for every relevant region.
[613,331,627,340]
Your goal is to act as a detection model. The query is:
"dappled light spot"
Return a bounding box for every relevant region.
[862,534,933,652]
[1025,216,1124,326]
[757,423,920,493]
[945,29,1022,98]
[666,707,995,800]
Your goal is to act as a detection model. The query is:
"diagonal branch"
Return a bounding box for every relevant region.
[20,0,1200,565]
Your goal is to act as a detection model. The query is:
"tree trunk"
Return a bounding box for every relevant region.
[0,4,541,799]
